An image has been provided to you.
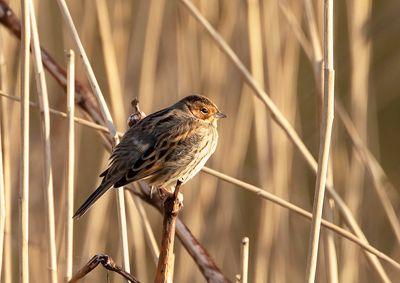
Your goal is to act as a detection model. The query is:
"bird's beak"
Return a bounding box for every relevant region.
[214,111,227,119]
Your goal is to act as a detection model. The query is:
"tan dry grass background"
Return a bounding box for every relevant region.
[1,0,400,282]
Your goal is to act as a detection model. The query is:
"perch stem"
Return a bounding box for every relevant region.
[154,181,183,283]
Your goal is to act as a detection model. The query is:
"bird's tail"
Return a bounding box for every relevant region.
[73,180,113,218]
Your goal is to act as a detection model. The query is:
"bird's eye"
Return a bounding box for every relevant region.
[200,107,209,114]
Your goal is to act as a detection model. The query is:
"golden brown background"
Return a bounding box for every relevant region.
[1,0,400,282]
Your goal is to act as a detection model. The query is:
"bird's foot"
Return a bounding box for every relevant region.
[163,193,184,215]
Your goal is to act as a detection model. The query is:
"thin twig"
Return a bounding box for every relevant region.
[65,49,75,282]
[29,1,58,281]
[55,0,131,273]
[68,254,140,283]
[240,237,249,283]
[19,0,30,282]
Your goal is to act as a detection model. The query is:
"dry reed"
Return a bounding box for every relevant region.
[305,0,335,281]
[0,93,5,280]
[180,1,391,280]
[29,1,58,281]
[2,87,400,276]
[0,0,399,282]
[19,0,30,282]
[299,1,391,280]
[240,237,249,283]
[0,24,14,283]
[54,0,131,275]
[65,49,75,281]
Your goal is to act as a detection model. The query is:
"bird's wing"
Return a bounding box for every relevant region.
[112,110,199,187]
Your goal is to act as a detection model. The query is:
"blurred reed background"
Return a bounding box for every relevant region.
[0,0,400,282]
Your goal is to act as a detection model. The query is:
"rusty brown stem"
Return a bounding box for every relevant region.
[154,181,183,283]
[154,201,178,283]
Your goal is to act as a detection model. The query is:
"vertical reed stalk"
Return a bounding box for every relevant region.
[305,0,335,282]
[55,0,117,139]
[55,0,131,275]
[304,1,339,280]
[301,1,390,280]
[273,12,339,281]
[240,237,249,283]
[322,196,338,283]
[0,29,12,283]
[0,28,7,283]
[0,101,5,281]
[29,1,58,281]
[19,0,30,282]
[65,49,75,282]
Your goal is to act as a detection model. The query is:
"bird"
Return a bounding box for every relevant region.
[73,95,226,218]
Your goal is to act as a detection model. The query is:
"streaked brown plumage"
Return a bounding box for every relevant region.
[73,95,226,218]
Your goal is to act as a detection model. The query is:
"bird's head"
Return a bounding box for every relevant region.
[180,95,226,125]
